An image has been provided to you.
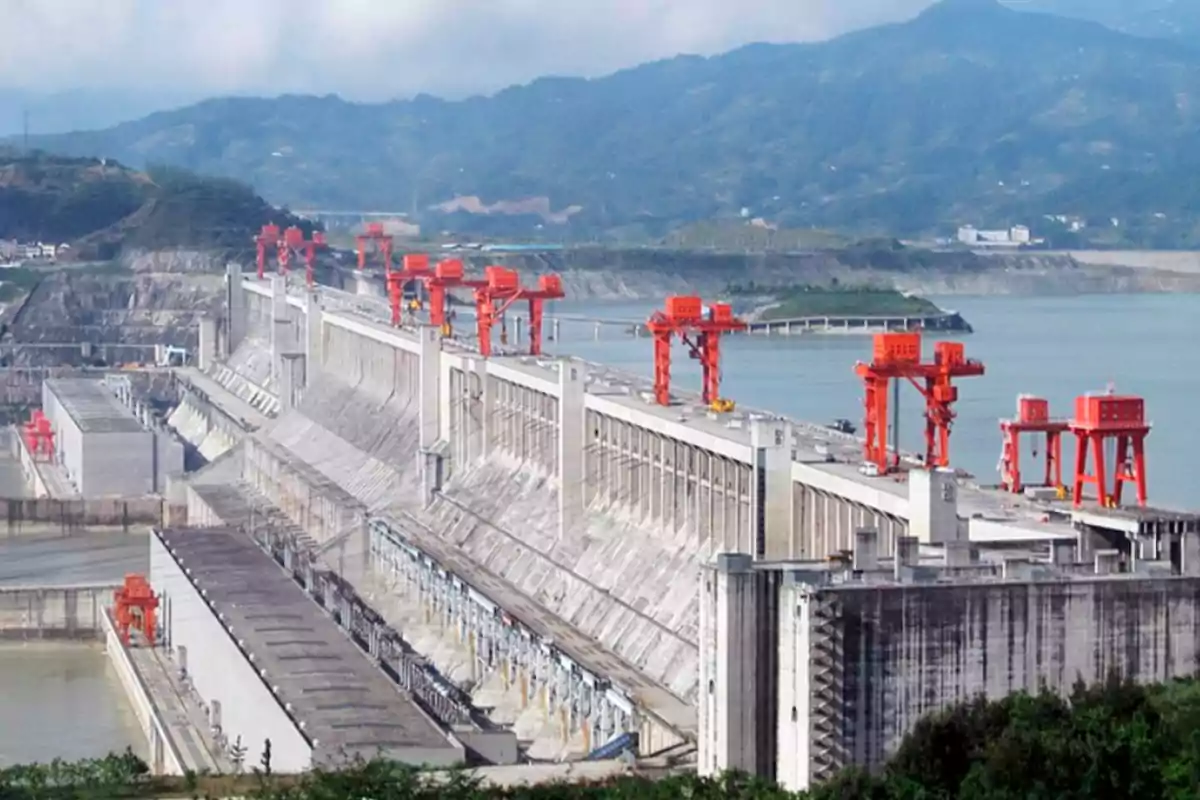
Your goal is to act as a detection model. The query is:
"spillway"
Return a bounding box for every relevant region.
[172,266,1192,762]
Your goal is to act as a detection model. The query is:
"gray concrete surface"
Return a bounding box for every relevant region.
[0,529,149,587]
[154,526,460,766]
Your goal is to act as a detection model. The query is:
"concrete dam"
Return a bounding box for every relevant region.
[163,265,1199,785]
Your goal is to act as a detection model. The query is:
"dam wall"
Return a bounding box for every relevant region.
[0,583,115,639]
[184,273,949,746]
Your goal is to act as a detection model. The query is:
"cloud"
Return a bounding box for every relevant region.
[0,0,932,100]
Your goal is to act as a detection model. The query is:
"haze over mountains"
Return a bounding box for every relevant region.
[13,0,1200,244]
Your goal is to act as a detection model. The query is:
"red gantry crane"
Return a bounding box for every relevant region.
[474,266,566,357]
[112,574,159,647]
[645,296,747,411]
[422,259,488,337]
[23,409,55,459]
[998,395,1069,494]
[254,223,281,280]
[386,253,431,327]
[1068,391,1150,508]
[300,230,328,287]
[854,332,984,475]
[276,225,306,275]
[356,222,394,273]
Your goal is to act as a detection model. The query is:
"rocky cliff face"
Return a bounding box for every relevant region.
[3,249,226,366]
[438,249,1200,300]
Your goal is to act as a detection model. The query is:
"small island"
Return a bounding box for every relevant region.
[726,282,972,335]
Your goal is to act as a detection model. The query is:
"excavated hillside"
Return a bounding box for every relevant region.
[331,246,1200,300]
[1,249,226,367]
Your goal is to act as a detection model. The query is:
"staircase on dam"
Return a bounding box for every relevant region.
[166,267,1088,762]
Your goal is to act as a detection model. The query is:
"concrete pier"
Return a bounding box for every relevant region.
[743,311,971,336]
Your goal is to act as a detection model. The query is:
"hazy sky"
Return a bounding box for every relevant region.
[1,0,933,101]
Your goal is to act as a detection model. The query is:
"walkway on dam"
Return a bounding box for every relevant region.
[176,367,272,430]
[128,646,225,772]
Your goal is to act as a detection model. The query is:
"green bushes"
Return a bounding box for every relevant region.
[5,675,1200,799]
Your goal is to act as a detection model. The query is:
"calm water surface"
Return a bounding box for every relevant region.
[550,293,1200,510]
[0,643,143,767]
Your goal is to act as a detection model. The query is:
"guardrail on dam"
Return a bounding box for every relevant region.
[0,498,171,535]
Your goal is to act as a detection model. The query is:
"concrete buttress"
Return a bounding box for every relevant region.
[419,326,443,502]
[225,263,246,356]
[752,419,794,559]
[270,275,290,380]
[909,468,960,544]
[558,360,587,539]
[198,317,217,371]
[306,290,324,380]
[474,358,491,459]
[699,553,761,778]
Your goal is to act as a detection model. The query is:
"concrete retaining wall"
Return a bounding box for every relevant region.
[12,428,50,498]
[0,497,166,535]
[100,608,186,776]
[779,575,1200,790]
[0,583,115,639]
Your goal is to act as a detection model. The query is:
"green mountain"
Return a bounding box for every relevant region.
[0,151,312,260]
[21,0,1200,244]
[1018,0,1200,42]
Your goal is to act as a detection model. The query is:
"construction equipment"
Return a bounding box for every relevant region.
[998,395,1069,494]
[854,332,984,474]
[355,222,393,273]
[1069,392,1150,508]
[386,254,431,326]
[302,231,328,287]
[22,409,54,459]
[422,259,488,337]
[254,223,281,280]
[645,296,747,410]
[112,574,159,647]
[276,226,305,275]
[474,267,566,357]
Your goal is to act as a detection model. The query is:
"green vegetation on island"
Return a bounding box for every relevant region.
[0,149,314,260]
[729,283,944,321]
[18,0,1200,245]
[7,673,1200,799]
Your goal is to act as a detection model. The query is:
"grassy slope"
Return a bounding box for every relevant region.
[746,285,943,319]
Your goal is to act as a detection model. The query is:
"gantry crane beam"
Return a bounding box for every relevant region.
[254,223,282,280]
[275,227,327,286]
[998,395,1069,494]
[854,332,984,474]
[645,296,746,411]
[1068,392,1150,508]
[386,253,432,327]
[474,266,565,357]
[420,259,488,337]
[355,221,394,273]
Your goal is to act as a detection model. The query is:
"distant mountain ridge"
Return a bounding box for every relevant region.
[1015,0,1200,42]
[18,0,1200,245]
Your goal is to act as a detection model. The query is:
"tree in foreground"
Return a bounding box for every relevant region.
[5,673,1200,799]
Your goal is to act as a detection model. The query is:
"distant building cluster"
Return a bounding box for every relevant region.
[956,224,1036,247]
[0,239,68,265]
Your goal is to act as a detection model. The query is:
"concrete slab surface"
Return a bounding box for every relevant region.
[156,527,455,756]
[0,529,149,587]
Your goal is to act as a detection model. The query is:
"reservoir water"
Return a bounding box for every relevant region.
[551,293,1200,510]
[0,643,143,768]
